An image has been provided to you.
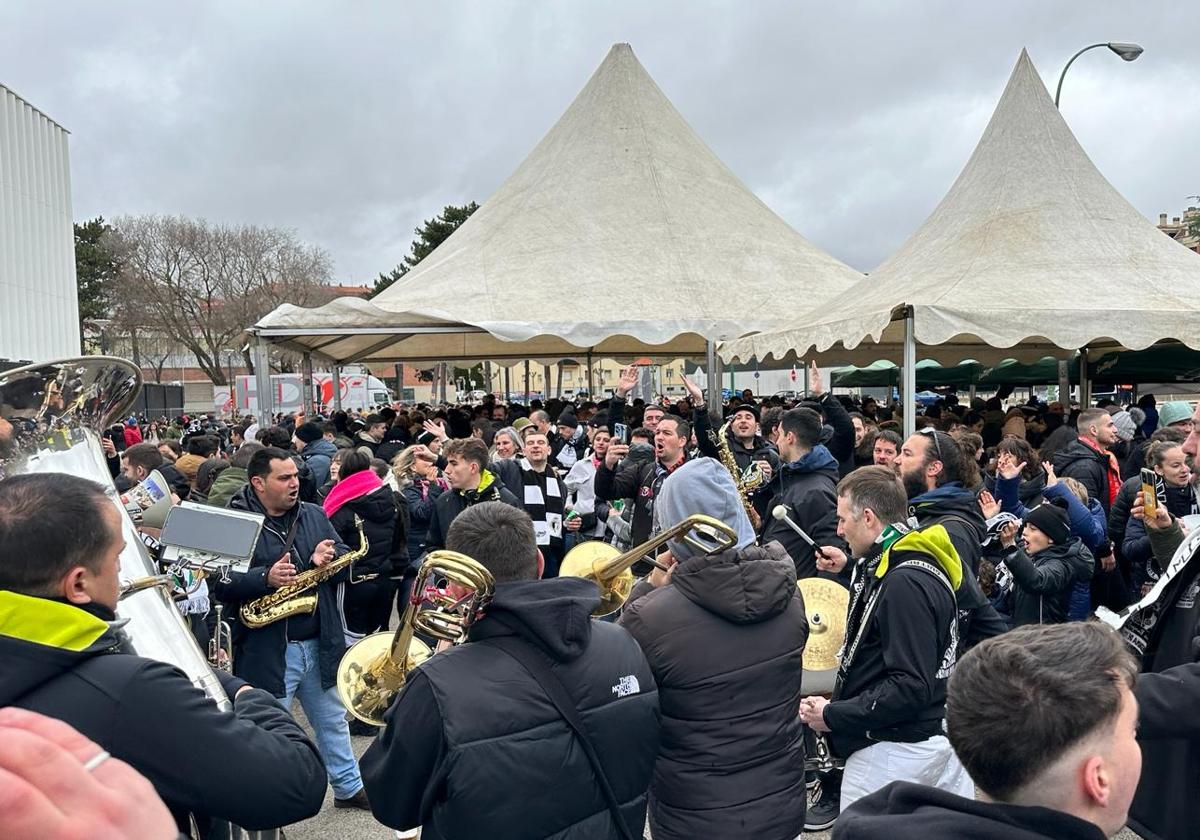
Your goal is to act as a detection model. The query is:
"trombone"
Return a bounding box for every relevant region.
[559,513,737,617]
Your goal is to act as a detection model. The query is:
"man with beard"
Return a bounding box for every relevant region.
[872,430,901,469]
[721,402,780,524]
[803,467,972,813]
[894,429,1008,648]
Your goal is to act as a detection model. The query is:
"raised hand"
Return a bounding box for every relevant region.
[978,490,1000,519]
[617,366,640,397]
[809,361,824,397]
[681,374,704,405]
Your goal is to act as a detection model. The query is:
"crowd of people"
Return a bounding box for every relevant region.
[2,361,1200,840]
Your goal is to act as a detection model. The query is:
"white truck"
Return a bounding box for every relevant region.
[214,372,393,415]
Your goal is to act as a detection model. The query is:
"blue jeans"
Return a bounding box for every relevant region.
[279,639,362,799]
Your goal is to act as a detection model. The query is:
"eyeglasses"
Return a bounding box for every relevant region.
[915,427,943,463]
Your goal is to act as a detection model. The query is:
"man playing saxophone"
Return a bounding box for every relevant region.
[211,446,370,811]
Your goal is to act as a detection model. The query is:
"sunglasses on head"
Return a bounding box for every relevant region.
[916,427,943,462]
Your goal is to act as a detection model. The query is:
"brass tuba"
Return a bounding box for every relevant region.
[337,550,495,725]
[239,516,368,628]
[0,357,231,709]
[559,513,737,617]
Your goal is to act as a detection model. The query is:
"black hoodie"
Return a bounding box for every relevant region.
[361,577,660,840]
[0,591,326,833]
[833,781,1108,840]
[619,541,809,840]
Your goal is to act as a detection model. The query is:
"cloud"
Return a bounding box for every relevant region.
[3,1,1197,282]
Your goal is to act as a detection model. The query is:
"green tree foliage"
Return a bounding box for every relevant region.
[373,202,479,296]
[74,217,120,329]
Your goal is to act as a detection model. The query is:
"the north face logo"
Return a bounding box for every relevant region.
[611,675,640,698]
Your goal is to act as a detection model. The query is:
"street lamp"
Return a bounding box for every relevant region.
[1054,42,1144,107]
[1052,40,1143,406]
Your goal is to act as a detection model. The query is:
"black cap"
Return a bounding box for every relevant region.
[1025,498,1072,545]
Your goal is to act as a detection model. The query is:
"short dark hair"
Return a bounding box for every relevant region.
[442,437,489,472]
[874,429,902,450]
[780,407,823,448]
[0,474,117,596]
[230,441,264,469]
[123,442,165,473]
[836,466,908,523]
[630,427,653,444]
[946,622,1137,802]
[340,448,373,478]
[658,415,691,440]
[186,435,219,457]
[248,447,294,482]
[158,439,183,458]
[445,501,538,582]
[260,426,293,450]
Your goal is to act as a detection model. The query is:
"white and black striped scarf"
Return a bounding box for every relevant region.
[519,458,566,548]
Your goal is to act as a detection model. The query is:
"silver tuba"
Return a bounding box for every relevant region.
[0,357,230,710]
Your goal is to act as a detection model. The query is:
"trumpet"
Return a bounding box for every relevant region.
[240,516,368,628]
[559,513,737,617]
[337,550,495,726]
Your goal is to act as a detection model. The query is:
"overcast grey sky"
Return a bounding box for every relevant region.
[3,2,1197,284]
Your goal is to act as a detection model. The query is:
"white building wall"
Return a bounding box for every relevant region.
[0,83,79,363]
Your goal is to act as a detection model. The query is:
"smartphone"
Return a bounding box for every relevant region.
[613,422,630,445]
[1140,467,1160,520]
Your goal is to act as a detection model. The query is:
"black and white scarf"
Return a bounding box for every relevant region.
[519,458,566,548]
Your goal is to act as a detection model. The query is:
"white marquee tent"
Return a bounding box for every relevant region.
[721,50,1200,429]
[250,43,862,415]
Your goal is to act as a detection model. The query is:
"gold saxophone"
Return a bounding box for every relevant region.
[240,516,368,629]
[716,420,764,530]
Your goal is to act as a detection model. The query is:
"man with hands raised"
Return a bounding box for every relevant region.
[594,368,717,567]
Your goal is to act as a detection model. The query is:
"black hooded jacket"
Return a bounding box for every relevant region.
[328,483,407,577]
[1000,537,1095,626]
[212,486,350,697]
[361,577,660,840]
[908,484,1009,649]
[833,782,1108,840]
[0,593,326,832]
[761,444,845,579]
[619,541,809,840]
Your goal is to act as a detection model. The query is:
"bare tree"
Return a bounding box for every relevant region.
[108,216,332,384]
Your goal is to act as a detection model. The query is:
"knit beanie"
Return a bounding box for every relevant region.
[1111,410,1136,442]
[556,412,579,429]
[1025,498,1071,545]
[294,421,323,444]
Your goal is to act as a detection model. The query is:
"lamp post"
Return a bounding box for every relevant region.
[1055,42,1143,107]
[1053,41,1143,406]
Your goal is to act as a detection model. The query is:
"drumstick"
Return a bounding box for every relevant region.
[772,505,831,560]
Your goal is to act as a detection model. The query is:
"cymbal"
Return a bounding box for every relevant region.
[798,577,849,673]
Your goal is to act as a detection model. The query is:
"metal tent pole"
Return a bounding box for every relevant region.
[705,340,722,418]
[253,337,273,426]
[300,353,314,415]
[331,364,342,412]
[903,309,916,439]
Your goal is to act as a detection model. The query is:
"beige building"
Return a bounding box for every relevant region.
[1158,206,1200,254]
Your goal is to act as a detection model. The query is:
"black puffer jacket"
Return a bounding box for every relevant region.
[1054,439,1115,515]
[0,594,326,832]
[1000,537,1095,626]
[361,577,660,840]
[212,486,350,697]
[619,541,809,840]
[328,483,406,577]
[421,469,521,554]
